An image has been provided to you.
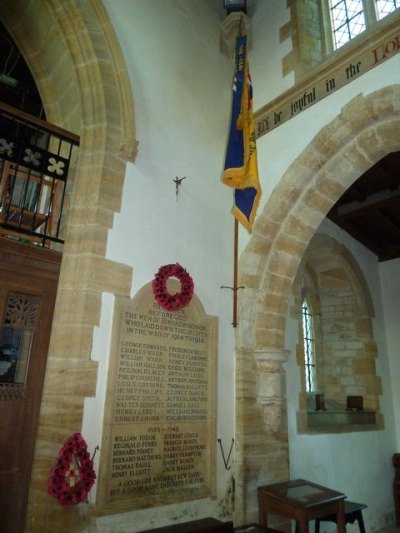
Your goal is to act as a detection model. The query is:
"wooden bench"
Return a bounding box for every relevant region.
[138,517,233,533]
[234,524,283,532]
[314,500,367,533]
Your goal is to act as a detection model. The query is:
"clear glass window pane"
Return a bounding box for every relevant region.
[375,0,399,19]
[330,0,366,48]
[302,299,316,393]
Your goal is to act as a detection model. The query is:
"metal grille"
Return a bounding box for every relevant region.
[375,0,399,18]
[302,299,316,393]
[330,0,366,48]
[0,102,79,247]
[4,292,40,328]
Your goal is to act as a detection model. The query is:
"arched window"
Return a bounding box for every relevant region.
[302,298,316,393]
[294,233,382,433]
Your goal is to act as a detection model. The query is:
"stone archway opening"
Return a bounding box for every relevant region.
[235,86,400,524]
[292,232,381,433]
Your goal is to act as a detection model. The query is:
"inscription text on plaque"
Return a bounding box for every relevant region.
[97,282,218,514]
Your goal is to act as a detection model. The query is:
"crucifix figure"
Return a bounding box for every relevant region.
[173,176,186,201]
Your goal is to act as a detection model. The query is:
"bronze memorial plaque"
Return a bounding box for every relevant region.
[97,282,218,514]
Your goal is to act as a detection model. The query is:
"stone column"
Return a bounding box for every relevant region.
[255,348,290,433]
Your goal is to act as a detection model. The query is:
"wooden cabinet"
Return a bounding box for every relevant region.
[0,239,61,532]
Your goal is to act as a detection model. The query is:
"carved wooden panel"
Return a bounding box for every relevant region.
[0,239,60,533]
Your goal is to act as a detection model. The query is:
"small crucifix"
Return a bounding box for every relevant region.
[173,176,186,201]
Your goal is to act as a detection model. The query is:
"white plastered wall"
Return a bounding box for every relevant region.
[379,258,400,445]
[83,1,238,530]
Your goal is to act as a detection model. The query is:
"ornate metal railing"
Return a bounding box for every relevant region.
[0,102,79,247]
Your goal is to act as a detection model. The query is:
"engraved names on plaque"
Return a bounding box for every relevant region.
[98,282,217,513]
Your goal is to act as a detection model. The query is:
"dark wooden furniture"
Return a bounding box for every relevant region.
[234,524,282,532]
[394,453,400,526]
[346,396,363,411]
[0,239,61,532]
[315,500,367,533]
[258,479,346,533]
[138,517,233,533]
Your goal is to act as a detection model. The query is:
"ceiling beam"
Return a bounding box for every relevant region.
[330,187,400,219]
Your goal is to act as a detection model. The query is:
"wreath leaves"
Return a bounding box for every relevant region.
[152,263,194,312]
[48,433,96,506]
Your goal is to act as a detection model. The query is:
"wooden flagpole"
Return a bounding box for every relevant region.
[221,218,243,327]
[232,218,239,328]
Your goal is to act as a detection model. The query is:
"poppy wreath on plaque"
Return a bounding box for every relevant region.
[48,432,96,506]
[152,263,194,312]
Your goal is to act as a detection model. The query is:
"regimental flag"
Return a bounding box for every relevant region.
[222,33,261,233]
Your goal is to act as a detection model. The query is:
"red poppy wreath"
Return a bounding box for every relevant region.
[48,432,96,506]
[152,263,194,312]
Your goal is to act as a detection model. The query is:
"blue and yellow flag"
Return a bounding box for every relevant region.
[222,34,261,233]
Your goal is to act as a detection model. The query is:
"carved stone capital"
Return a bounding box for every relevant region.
[254,348,290,370]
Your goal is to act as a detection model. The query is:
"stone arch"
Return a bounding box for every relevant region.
[0,0,136,529]
[300,232,375,318]
[235,85,400,523]
[293,233,381,430]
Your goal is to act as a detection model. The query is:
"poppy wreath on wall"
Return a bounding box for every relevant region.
[48,432,97,506]
[152,263,194,312]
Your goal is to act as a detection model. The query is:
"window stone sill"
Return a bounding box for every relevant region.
[307,409,376,429]
[296,398,381,434]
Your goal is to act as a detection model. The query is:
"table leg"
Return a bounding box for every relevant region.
[299,518,309,533]
[336,500,347,533]
[356,511,366,533]
[258,507,268,527]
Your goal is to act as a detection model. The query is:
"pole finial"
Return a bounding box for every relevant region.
[239,14,244,35]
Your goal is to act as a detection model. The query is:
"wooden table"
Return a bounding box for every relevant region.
[258,479,347,533]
